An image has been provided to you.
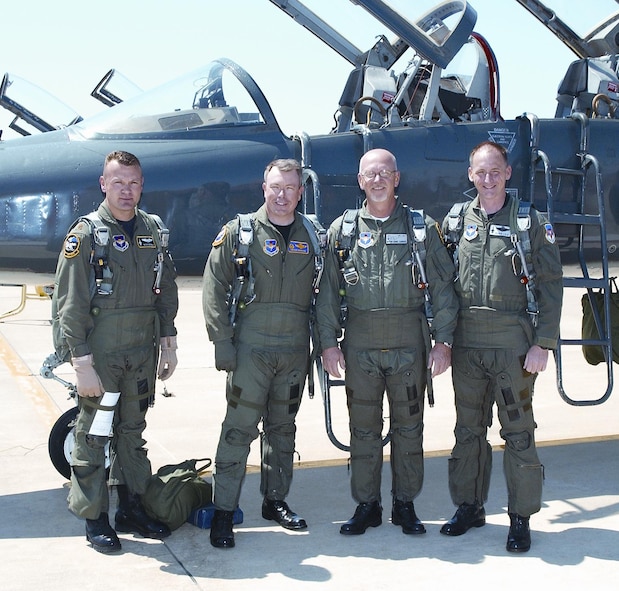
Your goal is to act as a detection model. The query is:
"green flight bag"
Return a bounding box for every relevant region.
[142,458,212,530]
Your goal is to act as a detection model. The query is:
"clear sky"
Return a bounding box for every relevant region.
[0,0,616,140]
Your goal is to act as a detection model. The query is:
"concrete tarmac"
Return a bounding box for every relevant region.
[0,269,618,591]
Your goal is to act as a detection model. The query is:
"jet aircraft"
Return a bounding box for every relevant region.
[2,0,619,408]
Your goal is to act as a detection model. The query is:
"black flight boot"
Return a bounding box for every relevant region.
[210,509,235,549]
[262,499,308,530]
[506,513,531,553]
[340,501,382,535]
[440,502,486,536]
[85,512,121,554]
[392,499,426,535]
[114,485,171,539]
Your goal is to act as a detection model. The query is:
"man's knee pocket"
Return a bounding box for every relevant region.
[224,428,255,447]
[85,434,109,449]
[454,425,484,444]
[504,430,532,452]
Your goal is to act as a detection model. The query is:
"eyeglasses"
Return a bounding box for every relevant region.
[359,170,397,180]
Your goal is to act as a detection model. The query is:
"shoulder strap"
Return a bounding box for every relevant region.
[228,213,255,326]
[405,206,433,324]
[298,213,327,293]
[80,212,112,296]
[510,199,539,326]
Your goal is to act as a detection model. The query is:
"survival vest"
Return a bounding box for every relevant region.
[52,211,171,362]
[335,206,434,325]
[443,198,539,326]
[227,212,327,326]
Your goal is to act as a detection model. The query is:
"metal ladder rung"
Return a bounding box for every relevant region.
[550,213,601,225]
[552,167,585,177]
[563,277,608,288]
[561,338,609,346]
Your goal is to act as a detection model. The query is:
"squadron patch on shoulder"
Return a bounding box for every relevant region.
[63,234,81,258]
[544,223,556,244]
[212,226,227,247]
[288,241,309,254]
[264,239,280,256]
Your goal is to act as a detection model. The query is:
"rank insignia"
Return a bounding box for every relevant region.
[464,224,478,240]
[63,234,81,258]
[544,223,556,244]
[264,239,279,256]
[113,234,129,252]
[212,226,227,247]
[288,241,309,254]
[358,232,374,248]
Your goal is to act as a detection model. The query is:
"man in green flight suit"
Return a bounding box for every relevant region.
[317,148,459,536]
[53,150,179,553]
[203,158,317,549]
[439,141,563,553]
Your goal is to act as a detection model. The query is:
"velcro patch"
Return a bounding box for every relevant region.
[288,241,309,254]
[137,235,156,248]
[212,226,227,247]
[63,234,81,258]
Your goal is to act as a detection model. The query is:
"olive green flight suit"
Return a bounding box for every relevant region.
[202,205,316,512]
[442,194,562,517]
[317,199,458,504]
[53,203,178,519]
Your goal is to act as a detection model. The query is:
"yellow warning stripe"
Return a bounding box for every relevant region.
[0,331,61,429]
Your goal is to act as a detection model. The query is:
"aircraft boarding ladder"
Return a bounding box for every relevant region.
[524,112,613,405]
[298,138,389,451]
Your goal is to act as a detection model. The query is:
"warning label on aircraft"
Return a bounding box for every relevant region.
[487,129,516,153]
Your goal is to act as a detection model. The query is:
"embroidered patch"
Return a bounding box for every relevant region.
[63,234,81,258]
[212,226,227,247]
[358,232,374,248]
[137,235,156,248]
[464,224,478,240]
[113,234,129,252]
[544,223,556,244]
[264,239,279,256]
[489,224,511,238]
[288,241,309,254]
[386,233,407,245]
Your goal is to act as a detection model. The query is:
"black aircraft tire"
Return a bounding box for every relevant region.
[48,406,79,480]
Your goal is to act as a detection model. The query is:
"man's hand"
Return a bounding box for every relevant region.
[72,354,104,398]
[322,346,346,378]
[523,344,549,374]
[427,342,452,377]
[158,335,178,380]
[214,340,236,372]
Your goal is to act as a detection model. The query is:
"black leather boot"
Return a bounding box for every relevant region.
[262,499,307,530]
[210,509,235,549]
[440,502,486,536]
[85,512,121,553]
[340,501,382,535]
[392,499,426,534]
[506,513,531,552]
[115,485,171,539]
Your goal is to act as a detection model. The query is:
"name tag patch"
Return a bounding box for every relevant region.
[489,224,511,238]
[288,241,309,254]
[386,233,407,245]
[137,235,156,248]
